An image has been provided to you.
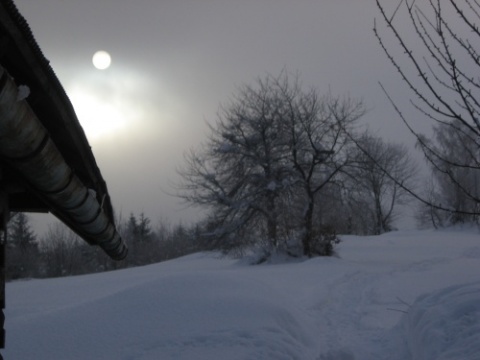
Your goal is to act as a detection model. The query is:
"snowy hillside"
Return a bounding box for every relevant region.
[4,228,480,359]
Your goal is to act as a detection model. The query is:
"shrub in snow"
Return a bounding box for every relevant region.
[299,225,340,257]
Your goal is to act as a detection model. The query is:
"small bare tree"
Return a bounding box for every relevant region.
[375,0,480,219]
[41,222,83,277]
[417,120,480,226]
[348,133,416,234]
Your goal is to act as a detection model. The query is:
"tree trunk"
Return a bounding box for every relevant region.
[302,197,314,257]
[266,193,278,248]
[374,195,383,235]
[267,216,277,248]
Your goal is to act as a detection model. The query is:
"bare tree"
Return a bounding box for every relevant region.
[282,91,364,255]
[179,74,292,253]
[375,0,480,218]
[417,120,480,226]
[348,133,416,234]
[41,222,83,277]
[178,72,364,256]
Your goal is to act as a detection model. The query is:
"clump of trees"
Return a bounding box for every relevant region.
[178,72,416,258]
[5,212,202,280]
[375,0,480,227]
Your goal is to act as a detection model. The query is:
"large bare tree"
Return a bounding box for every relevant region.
[375,0,480,218]
[179,74,292,253]
[178,73,364,256]
[282,91,364,254]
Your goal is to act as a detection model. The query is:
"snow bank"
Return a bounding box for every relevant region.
[4,229,480,359]
[402,282,480,360]
[5,254,317,359]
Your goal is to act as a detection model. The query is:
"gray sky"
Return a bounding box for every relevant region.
[14,0,419,233]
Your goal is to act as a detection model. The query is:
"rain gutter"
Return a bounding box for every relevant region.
[0,65,127,260]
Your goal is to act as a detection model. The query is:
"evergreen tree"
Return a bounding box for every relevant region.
[9,212,37,250]
[7,213,39,279]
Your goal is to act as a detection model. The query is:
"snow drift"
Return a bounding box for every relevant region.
[4,228,480,359]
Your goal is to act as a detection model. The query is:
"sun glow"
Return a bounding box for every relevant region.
[69,89,127,139]
[62,63,171,143]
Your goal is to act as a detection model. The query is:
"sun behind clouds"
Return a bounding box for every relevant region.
[61,58,177,143]
[92,50,112,70]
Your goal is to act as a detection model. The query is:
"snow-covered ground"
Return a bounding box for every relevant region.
[4,228,480,359]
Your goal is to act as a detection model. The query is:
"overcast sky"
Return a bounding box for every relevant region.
[14,0,421,233]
